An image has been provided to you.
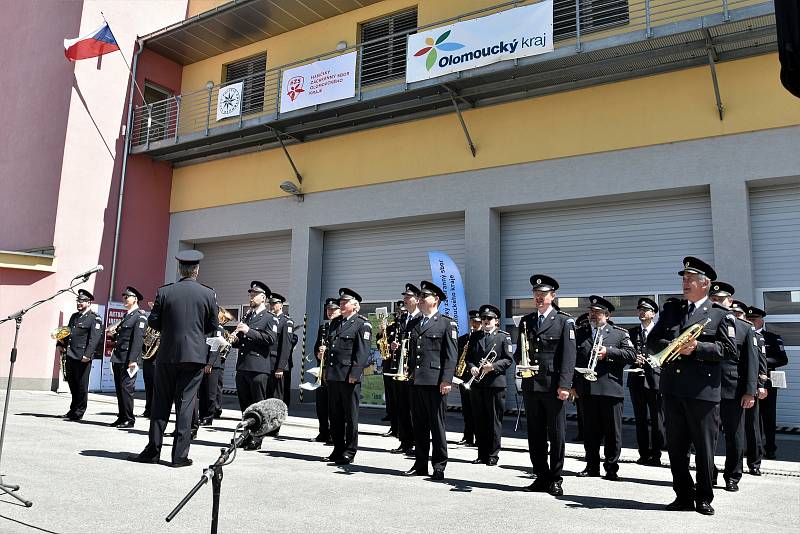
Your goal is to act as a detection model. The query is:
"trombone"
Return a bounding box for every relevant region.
[575,328,603,382]
[462,343,498,391]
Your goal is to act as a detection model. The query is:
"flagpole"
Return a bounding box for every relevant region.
[100,12,146,104]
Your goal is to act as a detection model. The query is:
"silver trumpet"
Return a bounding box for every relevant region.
[575,328,603,382]
[462,343,497,391]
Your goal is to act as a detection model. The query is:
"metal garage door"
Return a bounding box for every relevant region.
[751,183,800,428]
[195,233,292,392]
[500,192,715,414]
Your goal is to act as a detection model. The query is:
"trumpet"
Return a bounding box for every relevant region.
[301,323,329,391]
[384,334,409,381]
[462,343,497,390]
[575,328,603,382]
[656,318,710,366]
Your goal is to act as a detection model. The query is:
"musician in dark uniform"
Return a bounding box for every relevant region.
[57,289,103,421]
[514,275,576,497]
[647,257,737,515]
[141,299,158,418]
[467,304,513,466]
[708,283,757,492]
[267,293,292,405]
[738,301,768,475]
[198,308,229,426]
[747,305,788,460]
[390,284,423,455]
[230,281,277,450]
[572,312,589,442]
[379,301,404,438]
[108,286,147,428]
[627,298,664,466]
[403,280,457,481]
[323,288,371,465]
[310,297,340,443]
[456,309,481,446]
[574,296,636,480]
[128,250,218,467]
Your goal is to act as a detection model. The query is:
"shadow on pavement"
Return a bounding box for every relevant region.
[0,514,59,533]
[557,494,667,511]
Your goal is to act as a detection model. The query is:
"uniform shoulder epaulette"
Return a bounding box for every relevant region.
[200,282,215,291]
[358,314,369,322]
[158,282,173,289]
[440,314,454,321]
[711,302,728,311]
[556,310,572,317]
[736,316,753,326]
[612,325,629,332]
[498,329,510,336]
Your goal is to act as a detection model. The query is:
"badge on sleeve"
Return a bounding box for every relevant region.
[272,325,278,333]
[95,323,101,330]
[139,321,145,329]
[288,326,293,333]
[627,339,634,347]
[727,326,736,338]
[752,336,758,346]
[363,331,371,340]
[569,329,575,340]
[451,329,457,340]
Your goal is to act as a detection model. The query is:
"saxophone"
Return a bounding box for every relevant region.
[451,335,471,386]
[378,315,390,360]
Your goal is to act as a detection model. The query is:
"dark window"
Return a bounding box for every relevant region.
[360,8,418,86]
[223,53,267,115]
[554,0,629,40]
[137,83,172,145]
[763,291,800,315]
[762,322,800,346]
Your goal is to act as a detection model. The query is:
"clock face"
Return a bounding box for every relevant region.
[219,86,241,114]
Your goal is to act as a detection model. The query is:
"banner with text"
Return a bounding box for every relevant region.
[406,1,553,83]
[427,251,467,335]
[279,52,357,113]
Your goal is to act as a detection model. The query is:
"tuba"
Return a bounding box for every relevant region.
[142,327,161,359]
[656,318,710,366]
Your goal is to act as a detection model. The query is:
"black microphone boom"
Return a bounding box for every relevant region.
[72,265,104,280]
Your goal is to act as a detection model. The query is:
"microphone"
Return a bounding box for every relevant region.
[239,398,288,437]
[72,265,104,280]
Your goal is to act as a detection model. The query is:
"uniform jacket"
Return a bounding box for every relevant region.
[626,324,661,390]
[466,329,513,389]
[325,314,372,382]
[148,277,219,365]
[648,299,736,403]
[110,308,148,364]
[408,312,458,386]
[513,308,577,393]
[754,331,768,387]
[272,313,294,371]
[61,309,104,361]
[721,317,759,400]
[234,308,278,373]
[762,329,788,387]
[208,324,226,370]
[575,323,636,398]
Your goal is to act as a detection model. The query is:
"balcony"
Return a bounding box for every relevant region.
[131,0,777,165]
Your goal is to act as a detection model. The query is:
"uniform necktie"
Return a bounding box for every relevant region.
[538,314,545,328]
[687,303,695,318]
[421,316,429,328]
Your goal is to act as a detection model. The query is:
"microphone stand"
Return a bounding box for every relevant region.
[167,425,251,534]
[0,273,94,507]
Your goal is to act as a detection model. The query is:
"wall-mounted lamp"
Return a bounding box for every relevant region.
[336,40,348,51]
[280,180,304,202]
[205,81,214,90]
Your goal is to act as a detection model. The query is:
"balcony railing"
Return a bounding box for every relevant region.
[131,0,775,162]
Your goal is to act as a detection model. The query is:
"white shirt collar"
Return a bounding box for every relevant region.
[343,311,357,320]
[538,306,554,319]
[690,296,708,308]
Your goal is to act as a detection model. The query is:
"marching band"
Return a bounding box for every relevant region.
[54,253,789,515]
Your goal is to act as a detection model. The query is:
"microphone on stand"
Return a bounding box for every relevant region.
[238,398,288,438]
[72,265,104,281]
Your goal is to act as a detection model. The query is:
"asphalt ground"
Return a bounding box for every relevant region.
[0,390,798,534]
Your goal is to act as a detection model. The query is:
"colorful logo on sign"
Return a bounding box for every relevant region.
[413,30,464,70]
[286,76,305,101]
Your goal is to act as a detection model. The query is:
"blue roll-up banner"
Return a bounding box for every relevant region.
[427,251,467,335]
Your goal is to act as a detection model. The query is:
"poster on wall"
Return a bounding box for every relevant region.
[279,52,357,113]
[406,1,554,83]
[93,302,145,393]
[216,81,244,121]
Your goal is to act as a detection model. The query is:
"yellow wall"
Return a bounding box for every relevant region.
[186,0,228,18]
[171,53,800,213]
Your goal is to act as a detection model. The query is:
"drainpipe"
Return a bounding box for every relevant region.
[108,38,144,304]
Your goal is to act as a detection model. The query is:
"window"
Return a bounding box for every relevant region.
[137,83,172,145]
[359,8,417,86]
[554,0,629,40]
[223,53,267,115]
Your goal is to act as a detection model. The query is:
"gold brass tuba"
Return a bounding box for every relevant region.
[656,318,711,366]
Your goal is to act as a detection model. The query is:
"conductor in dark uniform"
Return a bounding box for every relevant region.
[128,250,218,467]
[323,288,371,465]
[708,283,757,492]
[648,257,737,515]
[108,286,147,428]
[747,306,788,460]
[404,280,457,481]
[627,298,664,467]
[456,309,481,446]
[467,304,513,466]
[310,297,341,443]
[574,296,636,480]
[57,289,103,421]
[514,275,576,497]
[231,281,277,450]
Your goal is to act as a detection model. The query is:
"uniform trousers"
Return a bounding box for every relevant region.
[396,380,414,448]
[235,371,269,411]
[383,374,397,433]
[112,362,136,423]
[142,356,156,414]
[629,385,664,461]
[459,383,475,443]
[663,394,720,503]
[716,398,745,483]
[582,394,623,474]
[147,362,205,462]
[410,384,448,473]
[199,368,223,420]
[745,398,763,469]
[523,391,567,484]
[65,357,92,419]
[315,383,330,438]
[471,386,505,461]
[760,387,779,455]
[328,380,360,459]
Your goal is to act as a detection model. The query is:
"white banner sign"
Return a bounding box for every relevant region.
[406,1,553,83]
[279,52,357,113]
[216,81,244,121]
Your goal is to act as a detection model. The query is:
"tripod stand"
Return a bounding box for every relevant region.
[0,273,96,507]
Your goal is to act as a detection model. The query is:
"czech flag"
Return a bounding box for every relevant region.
[64,22,119,61]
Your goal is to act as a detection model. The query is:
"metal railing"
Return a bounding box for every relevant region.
[130,0,766,150]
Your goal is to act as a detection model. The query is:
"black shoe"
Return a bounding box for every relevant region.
[696,501,714,515]
[324,439,334,446]
[645,458,662,467]
[765,451,776,460]
[117,420,135,429]
[404,468,428,477]
[603,472,619,481]
[127,450,159,464]
[635,457,649,465]
[243,440,261,451]
[214,410,223,418]
[523,479,548,492]
[321,456,342,463]
[381,431,396,437]
[725,480,739,492]
[577,469,600,478]
[141,411,151,418]
[404,448,415,457]
[334,456,353,465]
[712,476,718,487]
[191,429,198,440]
[200,418,213,426]
[171,458,193,468]
[61,412,74,419]
[381,415,391,422]
[666,499,695,511]
[471,458,485,464]
[456,438,474,446]
[749,467,762,476]
[265,428,280,437]
[108,419,125,427]
[547,481,563,496]
[431,470,444,481]
[166,431,176,437]
[390,446,406,454]
[310,434,329,443]
[487,457,498,466]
